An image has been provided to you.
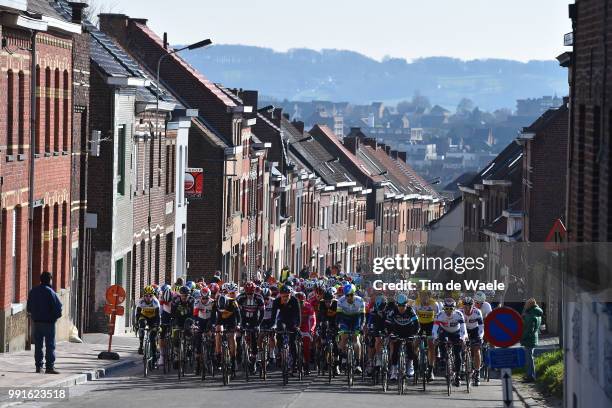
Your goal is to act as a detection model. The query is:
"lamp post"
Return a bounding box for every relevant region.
[148,38,212,284]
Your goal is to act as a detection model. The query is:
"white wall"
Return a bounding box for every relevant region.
[427,200,463,255]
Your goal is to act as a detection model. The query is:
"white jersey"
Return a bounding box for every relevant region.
[463,307,484,337]
[262,299,274,321]
[194,298,215,320]
[432,310,466,339]
[476,301,492,319]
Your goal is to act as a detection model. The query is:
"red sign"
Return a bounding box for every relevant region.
[484,307,524,348]
[105,285,126,305]
[104,304,125,316]
[185,168,203,199]
[544,218,567,251]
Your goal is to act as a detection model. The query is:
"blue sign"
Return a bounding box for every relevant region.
[486,347,526,369]
[484,307,524,348]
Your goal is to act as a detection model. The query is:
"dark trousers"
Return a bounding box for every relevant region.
[33,321,56,369]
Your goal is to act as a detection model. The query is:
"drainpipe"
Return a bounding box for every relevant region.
[26,30,38,351]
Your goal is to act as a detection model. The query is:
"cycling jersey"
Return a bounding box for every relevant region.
[384,305,420,338]
[137,297,161,322]
[336,295,365,332]
[415,298,439,324]
[215,297,241,328]
[367,308,387,333]
[463,307,484,337]
[476,301,492,319]
[236,293,265,326]
[271,296,301,330]
[171,296,195,327]
[317,299,338,328]
[432,310,467,339]
[194,297,216,321]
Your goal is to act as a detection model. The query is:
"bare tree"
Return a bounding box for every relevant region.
[84,0,122,27]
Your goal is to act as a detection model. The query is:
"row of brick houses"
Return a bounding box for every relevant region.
[0,1,444,348]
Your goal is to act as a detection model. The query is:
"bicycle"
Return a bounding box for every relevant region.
[277,324,295,386]
[240,328,258,382]
[440,339,459,396]
[174,328,185,380]
[295,332,304,381]
[218,327,232,386]
[161,323,172,374]
[142,325,158,377]
[381,335,390,393]
[344,331,359,388]
[463,341,472,394]
[320,323,336,384]
[415,334,428,391]
[392,335,414,395]
[259,329,274,380]
[198,329,214,381]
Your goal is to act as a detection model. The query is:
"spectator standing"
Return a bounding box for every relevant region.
[520,298,543,383]
[26,272,62,374]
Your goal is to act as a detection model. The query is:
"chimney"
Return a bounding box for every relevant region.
[363,138,377,149]
[239,90,259,113]
[343,135,359,154]
[398,152,407,162]
[163,32,168,50]
[99,14,130,44]
[68,1,88,25]
[292,121,304,134]
[390,150,398,159]
[282,113,290,120]
[378,142,386,152]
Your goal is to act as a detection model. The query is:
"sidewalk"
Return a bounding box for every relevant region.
[0,333,140,404]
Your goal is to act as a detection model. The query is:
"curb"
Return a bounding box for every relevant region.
[0,357,138,408]
[513,383,547,408]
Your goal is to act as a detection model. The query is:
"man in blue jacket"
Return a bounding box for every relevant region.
[26,272,62,374]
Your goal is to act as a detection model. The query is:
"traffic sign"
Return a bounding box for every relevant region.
[501,368,514,407]
[486,347,525,369]
[484,307,523,348]
[103,304,125,316]
[105,285,126,305]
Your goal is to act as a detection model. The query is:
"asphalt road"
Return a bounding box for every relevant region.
[18,363,513,408]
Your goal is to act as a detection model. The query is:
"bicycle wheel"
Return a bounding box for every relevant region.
[360,344,366,382]
[261,334,268,380]
[465,346,471,394]
[347,344,354,388]
[177,339,184,380]
[398,348,405,395]
[223,342,231,386]
[143,332,149,378]
[296,336,303,381]
[282,346,289,386]
[242,335,250,382]
[381,347,389,393]
[326,344,333,384]
[420,344,427,391]
[446,346,453,396]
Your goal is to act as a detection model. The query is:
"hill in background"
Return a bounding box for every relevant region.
[180,44,568,111]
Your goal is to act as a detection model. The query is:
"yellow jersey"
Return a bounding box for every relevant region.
[415,298,439,324]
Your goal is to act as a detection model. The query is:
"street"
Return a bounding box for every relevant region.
[18,361,514,408]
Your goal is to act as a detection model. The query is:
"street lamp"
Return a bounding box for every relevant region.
[148,38,212,284]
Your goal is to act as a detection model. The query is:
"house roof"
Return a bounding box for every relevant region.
[461,141,523,189]
[27,0,64,20]
[132,21,237,108]
[523,103,568,134]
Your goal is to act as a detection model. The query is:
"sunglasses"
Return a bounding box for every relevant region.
[398,304,407,307]
[346,293,354,297]
[444,307,454,311]
[144,294,152,297]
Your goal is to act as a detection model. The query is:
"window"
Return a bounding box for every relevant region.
[7,70,14,155]
[165,145,170,194]
[115,258,124,286]
[45,67,51,152]
[11,208,17,302]
[63,71,69,151]
[149,135,155,190]
[54,69,59,152]
[18,71,25,154]
[117,126,126,195]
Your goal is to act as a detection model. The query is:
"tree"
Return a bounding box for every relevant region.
[456,98,475,115]
[412,92,431,111]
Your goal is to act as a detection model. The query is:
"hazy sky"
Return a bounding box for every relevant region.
[95,0,572,62]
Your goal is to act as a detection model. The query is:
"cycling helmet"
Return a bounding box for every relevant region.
[261,288,271,298]
[245,281,256,294]
[227,282,239,293]
[161,283,171,292]
[463,296,474,306]
[179,286,190,295]
[353,275,362,286]
[295,292,306,302]
[192,289,201,300]
[221,282,229,291]
[209,283,220,294]
[186,281,196,291]
[305,280,315,291]
[443,298,456,308]
[143,285,155,296]
[217,295,228,310]
[261,282,270,289]
[161,288,173,303]
[279,284,292,294]
[324,287,336,301]
[375,295,387,311]
[343,283,356,296]
[396,293,409,306]
[270,285,279,296]
[200,287,211,298]
[474,291,487,303]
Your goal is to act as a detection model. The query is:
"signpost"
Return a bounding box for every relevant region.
[484,307,524,408]
[98,285,126,360]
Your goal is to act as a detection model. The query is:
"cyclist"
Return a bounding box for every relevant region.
[296,291,316,375]
[170,286,195,368]
[317,287,339,375]
[432,298,467,387]
[258,287,277,365]
[462,296,484,386]
[415,290,440,380]
[193,286,216,375]
[336,283,366,374]
[366,294,388,376]
[214,293,241,373]
[158,284,174,365]
[236,281,265,374]
[271,284,301,373]
[474,291,493,319]
[385,293,420,380]
[137,286,161,356]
